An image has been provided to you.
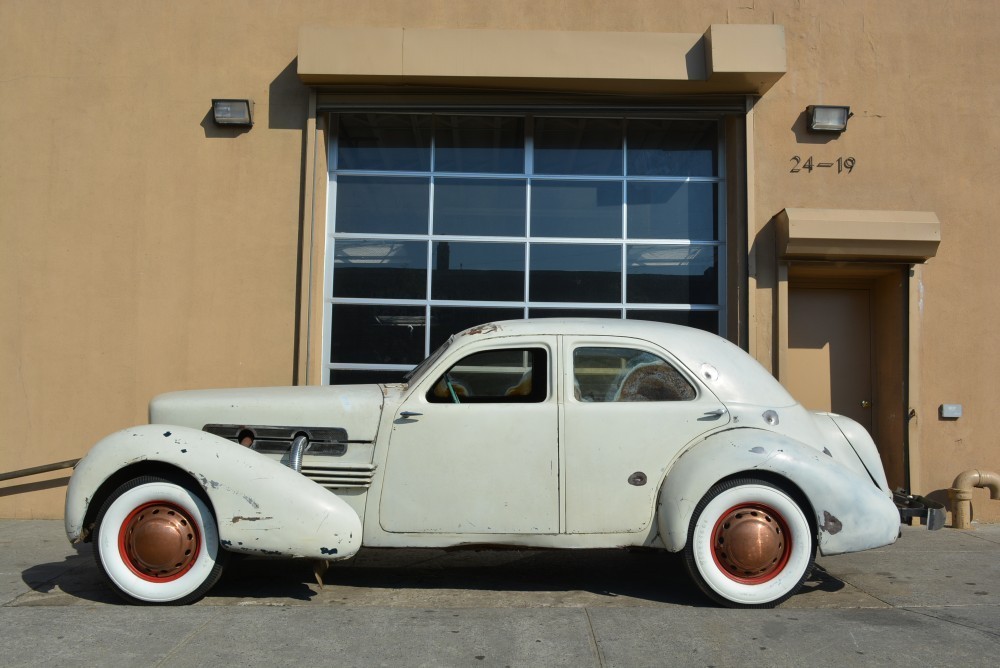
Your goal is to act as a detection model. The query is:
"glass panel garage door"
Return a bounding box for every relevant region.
[325,113,725,384]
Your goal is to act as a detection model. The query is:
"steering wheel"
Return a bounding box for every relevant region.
[444,373,462,404]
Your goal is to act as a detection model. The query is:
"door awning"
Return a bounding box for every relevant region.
[777,208,941,263]
[297,24,786,95]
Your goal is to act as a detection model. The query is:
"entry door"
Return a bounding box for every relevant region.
[787,288,873,432]
[562,339,728,534]
[379,342,559,534]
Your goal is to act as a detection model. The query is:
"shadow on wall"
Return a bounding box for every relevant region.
[923,487,1000,526]
[268,58,310,130]
[199,108,252,139]
[0,476,70,498]
[748,216,778,357]
[684,40,707,79]
[199,59,309,138]
[193,58,312,381]
[790,109,840,146]
[923,489,953,524]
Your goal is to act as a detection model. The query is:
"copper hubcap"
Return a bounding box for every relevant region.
[120,502,199,580]
[712,504,789,582]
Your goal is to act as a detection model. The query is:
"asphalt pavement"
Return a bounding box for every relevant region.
[2,520,999,666]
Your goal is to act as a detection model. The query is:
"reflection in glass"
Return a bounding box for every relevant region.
[337,113,432,171]
[331,304,426,365]
[434,178,526,236]
[530,244,621,303]
[627,182,717,240]
[626,245,718,304]
[626,309,718,333]
[572,347,694,403]
[327,112,729,383]
[433,242,524,301]
[534,117,623,175]
[435,116,524,173]
[335,176,429,235]
[529,308,621,319]
[330,369,409,385]
[429,348,546,403]
[333,239,427,299]
[531,180,622,238]
[430,306,524,350]
[627,119,718,177]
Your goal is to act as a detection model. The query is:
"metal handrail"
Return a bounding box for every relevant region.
[0,459,80,483]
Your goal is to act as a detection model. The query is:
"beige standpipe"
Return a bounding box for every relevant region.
[949,470,1000,529]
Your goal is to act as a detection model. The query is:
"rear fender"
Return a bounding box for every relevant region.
[65,424,362,560]
[657,429,899,556]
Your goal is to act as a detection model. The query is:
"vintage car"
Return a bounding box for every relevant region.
[65,318,901,607]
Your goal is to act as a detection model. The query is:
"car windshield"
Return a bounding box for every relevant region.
[403,336,454,385]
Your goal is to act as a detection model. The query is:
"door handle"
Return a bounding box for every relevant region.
[399,411,423,418]
[703,408,726,418]
[860,400,872,409]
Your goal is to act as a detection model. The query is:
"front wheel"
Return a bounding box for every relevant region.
[93,475,227,605]
[683,477,815,608]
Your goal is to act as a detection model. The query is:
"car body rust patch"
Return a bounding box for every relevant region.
[820,511,843,534]
[465,323,499,335]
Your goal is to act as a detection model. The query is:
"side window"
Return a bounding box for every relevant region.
[573,347,695,402]
[427,348,548,404]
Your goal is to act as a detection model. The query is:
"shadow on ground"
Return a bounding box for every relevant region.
[292,548,705,606]
[227,548,845,607]
[19,545,843,608]
[19,543,120,604]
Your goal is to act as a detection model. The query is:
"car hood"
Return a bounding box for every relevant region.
[149,384,385,442]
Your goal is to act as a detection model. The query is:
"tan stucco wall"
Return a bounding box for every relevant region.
[3,1,1000,523]
[748,1,1000,521]
[0,1,314,517]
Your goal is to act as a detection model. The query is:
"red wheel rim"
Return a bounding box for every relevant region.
[118,501,201,582]
[710,502,791,584]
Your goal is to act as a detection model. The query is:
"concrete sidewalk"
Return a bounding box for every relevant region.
[1,520,999,666]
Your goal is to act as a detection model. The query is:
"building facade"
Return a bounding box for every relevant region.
[2,0,999,522]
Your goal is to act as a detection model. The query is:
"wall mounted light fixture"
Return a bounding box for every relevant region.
[212,99,254,127]
[807,105,851,132]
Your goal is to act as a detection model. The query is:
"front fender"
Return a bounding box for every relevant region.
[657,428,899,556]
[65,424,362,560]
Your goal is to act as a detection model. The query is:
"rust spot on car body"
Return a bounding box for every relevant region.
[232,516,274,523]
[820,511,843,534]
[465,323,499,335]
[628,472,647,486]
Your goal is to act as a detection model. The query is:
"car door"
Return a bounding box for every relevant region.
[379,339,559,534]
[562,337,729,534]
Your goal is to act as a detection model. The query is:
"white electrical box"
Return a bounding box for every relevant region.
[940,404,963,419]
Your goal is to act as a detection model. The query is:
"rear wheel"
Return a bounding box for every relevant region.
[93,475,227,605]
[683,477,815,608]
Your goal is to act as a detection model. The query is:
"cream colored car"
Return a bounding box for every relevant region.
[65,319,900,607]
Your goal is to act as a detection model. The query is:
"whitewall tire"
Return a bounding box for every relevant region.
[93,475,227,605]
[683,477,815,608]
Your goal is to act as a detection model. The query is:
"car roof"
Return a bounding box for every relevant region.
[453,319,797,408]
[455,318,726,350]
